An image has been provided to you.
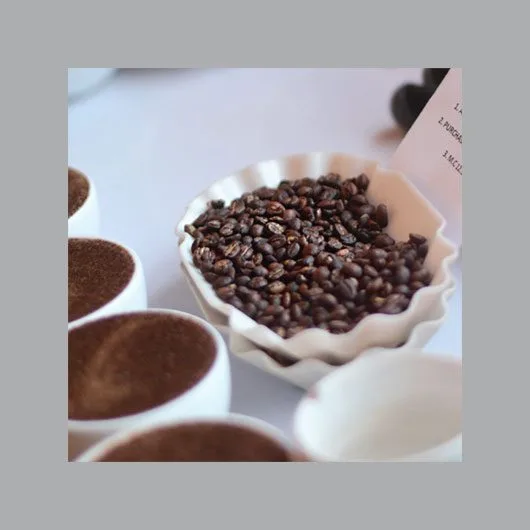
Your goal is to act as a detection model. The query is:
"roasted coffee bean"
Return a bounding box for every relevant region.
[257,315,275,326]
[275,247,287,261]
[411,268,432,283]
[358,215,370,228]
[263,304,284,317]
[307,287,324,298]
[326,238,342,251]
[282,291,292,308]
[330,306,348,320]
[248,276,268,290]
[256,299,269,311]
[318,293,338,309]
[364,265,379,278]
[370,248,387,261]
[313,307,329,324]
[409,233,427,246]
[417,242,429,259]
[268,263,285,281]
[287,242,301,258]
[264,254,278,265]
[367,277,384,294]
[269,234,287,249]
[216,285,236,300]
[393,284,410,295]
[250,224,264,237]
[336,278,359,300]
[342,262,363,278]
[379,294,407,314]
[268,281,286,294]
[375,204,389,228]
[255,240,274,255]
[374,234,395,248]
[223,241,241,258]
[228,297,244,310]
[372,258,385,270]
[243,303,257,317]
[313,266,330,283]
[356,173,369,191]
[350,194,368,207]
[370,296,386,310]
[207,219,222,230]
[253,265,268,277]
[329,320,352,333]
[380,268,393,279]
[213,275,233,289]
[394,265,411,285]
[240,245,253,260]
[409,281,425,292]
[219,223,234,236]
[357,230,372,243]
[213,259,233,276]
[290,304,303,320]
[235,275,251,286]
[283,209,298,221]
[333,280,357,302]
[381,281,394,297]
[203,272,218,284]
[354,290,367,305]
[266,222,285,236]
[302,244,319,257]
[401,249,417,267]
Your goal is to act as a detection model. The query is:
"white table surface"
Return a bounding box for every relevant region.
[68,68,461,439]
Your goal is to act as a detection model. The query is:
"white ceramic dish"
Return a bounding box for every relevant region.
[68,309,232,461]
[228,279,456,389]
[75,413,290,462]
[68,237,148,331]
[68,167,100,238]
[176,152,458,363]
[181,261,456,389]
[293,348,462,462]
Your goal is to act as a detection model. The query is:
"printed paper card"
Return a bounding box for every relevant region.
[390,68,462,247]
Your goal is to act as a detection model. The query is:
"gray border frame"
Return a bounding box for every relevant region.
[8,38,483,527]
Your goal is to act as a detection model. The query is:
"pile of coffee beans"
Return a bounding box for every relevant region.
[185,173,431,339]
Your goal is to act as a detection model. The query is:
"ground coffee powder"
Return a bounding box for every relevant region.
[97,423,291,462]
[69,313,216,420]
[68,239,135,323]
[68,168,89,218]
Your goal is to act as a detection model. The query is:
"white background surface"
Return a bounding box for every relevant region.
[68,68,461,438]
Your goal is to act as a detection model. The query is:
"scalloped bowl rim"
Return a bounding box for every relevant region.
[176,152,459,359]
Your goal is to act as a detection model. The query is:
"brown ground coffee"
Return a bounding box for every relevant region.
[69,313,217,421]
[68,239,135,323]
[68,168,89,218]
[97,423,291,462]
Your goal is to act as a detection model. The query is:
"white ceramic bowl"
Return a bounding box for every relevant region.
[68,309,232,461]
[228,279,456,389]
[176,152,458,363]
[75,413,289,462]
[68,167,100,238]
[293,348,462,462]
[68,237,148,330]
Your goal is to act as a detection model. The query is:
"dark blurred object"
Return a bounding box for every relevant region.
[391,84,436,131]
[391,68,449,131]
[423,68,450,88]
